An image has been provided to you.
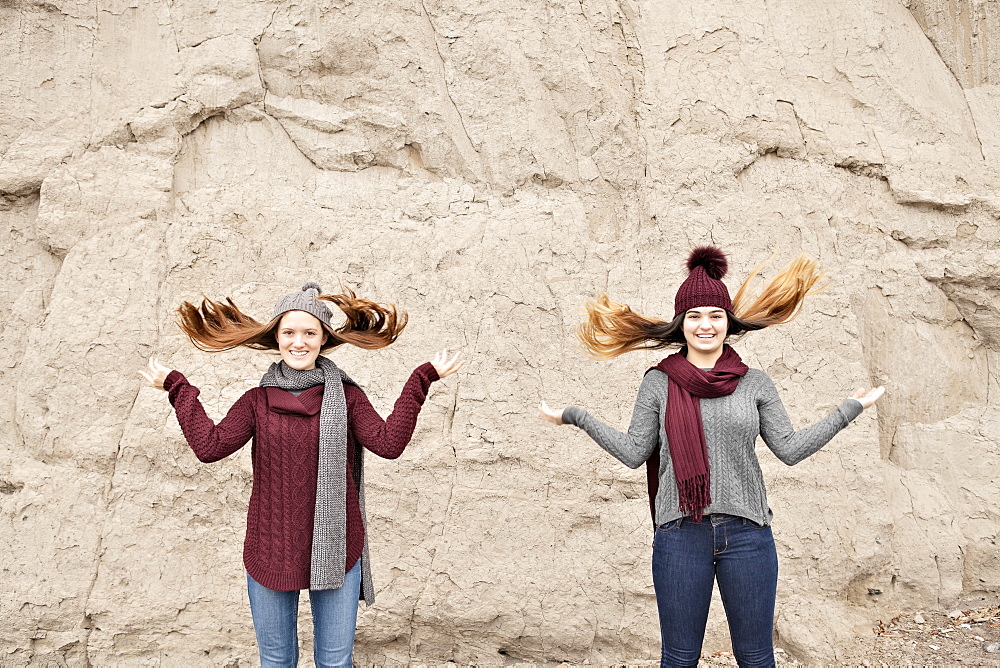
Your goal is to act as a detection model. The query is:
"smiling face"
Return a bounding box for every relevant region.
[682,307,728,358]
[276,310,328,370]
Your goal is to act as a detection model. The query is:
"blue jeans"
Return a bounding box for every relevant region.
[246,561,361,668]
[651,514,778,668]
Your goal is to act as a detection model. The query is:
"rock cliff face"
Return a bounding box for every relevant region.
[1,0,998,664]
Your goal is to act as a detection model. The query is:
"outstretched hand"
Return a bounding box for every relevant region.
[432,349,465,378]
[538,401,565,425]
[138,357,172,391]
[852,386,885,410]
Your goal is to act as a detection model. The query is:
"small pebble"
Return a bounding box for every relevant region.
[947,609,963,619]
[913,613,926,624]
[959,623,972,629]
[929,644,940,650]
[985,642,1000,654]
[974,635,985,641]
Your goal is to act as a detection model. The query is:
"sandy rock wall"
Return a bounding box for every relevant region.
[1,0,998,664]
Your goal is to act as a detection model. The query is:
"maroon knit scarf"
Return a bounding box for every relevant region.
[645,345,749,523]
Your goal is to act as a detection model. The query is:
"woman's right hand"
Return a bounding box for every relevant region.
[538,401,565,425]
[138,357,172,391]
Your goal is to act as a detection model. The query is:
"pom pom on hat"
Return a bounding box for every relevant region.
[686,246,728,280]
[301,281,322,294]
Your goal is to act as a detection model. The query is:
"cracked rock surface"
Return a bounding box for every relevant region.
[1,0,998,665]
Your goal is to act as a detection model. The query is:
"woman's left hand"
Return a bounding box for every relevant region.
[852,386,885,410]
[432,349,465,378]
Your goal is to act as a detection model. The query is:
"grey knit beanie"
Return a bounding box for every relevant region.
[272,281,334,327]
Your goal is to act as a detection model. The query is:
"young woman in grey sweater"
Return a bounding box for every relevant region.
[539,247,884,668]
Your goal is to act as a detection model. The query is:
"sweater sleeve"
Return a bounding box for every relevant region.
[561,371,663,469]
[756,372,864,466]
[346,362,440,459]
[164,370,256,463]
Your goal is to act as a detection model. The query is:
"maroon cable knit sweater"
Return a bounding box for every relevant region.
[163,362,439,591]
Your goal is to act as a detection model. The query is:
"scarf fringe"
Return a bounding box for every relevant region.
[677,474,711,522]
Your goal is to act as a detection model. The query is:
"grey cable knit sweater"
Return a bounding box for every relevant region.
[562,368,864,527]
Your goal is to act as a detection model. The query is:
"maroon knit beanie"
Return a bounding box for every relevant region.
[673,246,732,316]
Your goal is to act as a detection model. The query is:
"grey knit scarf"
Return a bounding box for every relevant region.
[259,355,357,590]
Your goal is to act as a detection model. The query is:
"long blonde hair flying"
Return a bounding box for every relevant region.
[578,252,825,359]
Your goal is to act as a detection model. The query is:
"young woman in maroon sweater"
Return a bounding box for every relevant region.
[139,282,463,668]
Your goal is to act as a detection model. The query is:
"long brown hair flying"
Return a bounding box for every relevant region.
[577,252,826,360]
[176,287,407,353]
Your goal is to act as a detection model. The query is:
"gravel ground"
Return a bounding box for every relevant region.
[837,604,1000,666]
[499,603,1000,667]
